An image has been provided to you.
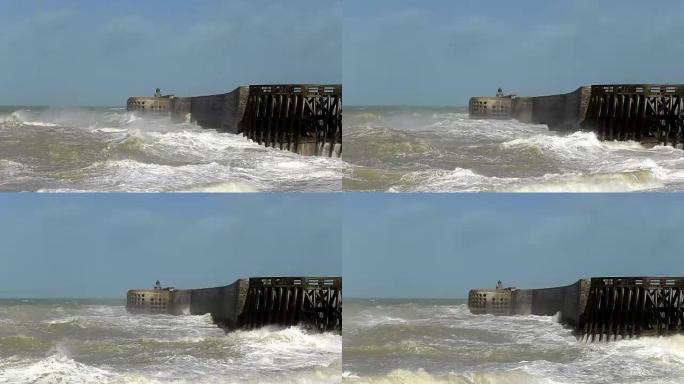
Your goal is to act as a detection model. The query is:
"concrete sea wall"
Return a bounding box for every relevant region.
[128,84,341,157]
[470,87,591,131]
[126,276,342,332]
[469,276,684,341]
[172,86,250,134]
[468,279,590,326]
[470,84,684,148]
[126,279,248,328]
[188,279,249,328]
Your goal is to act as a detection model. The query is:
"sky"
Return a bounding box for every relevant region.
[344,0,684,106]
[0,194,341,298]
[0,0,341,106]
[344,194,684,299]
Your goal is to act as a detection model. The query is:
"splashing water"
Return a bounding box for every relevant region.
[343,107,684,192]
[0,299,341,383]
[343,299,684,383]
[0,106,346,192]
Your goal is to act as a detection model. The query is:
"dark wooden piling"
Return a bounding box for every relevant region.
[240,84,342,156]
[126,276,341,333]
[577,277,684,341]
[582,85,684,147]
[242,277,342,332]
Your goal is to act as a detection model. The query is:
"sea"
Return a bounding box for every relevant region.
[0,107,345,192]
[0,299,341,383]
[343,299,684,384]
[343,107,684,192]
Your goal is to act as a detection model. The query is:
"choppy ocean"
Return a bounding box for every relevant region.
[343,299,684,383]
[343,107,684,192]
[0,299,341,383]
[0,107,345,192]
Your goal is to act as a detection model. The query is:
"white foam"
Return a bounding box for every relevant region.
[174,181,259,192]
[343,368,555,384]
[391,165,666,193]
[0,159,26,177]
[0,354,112,384]
[91,127,128,134]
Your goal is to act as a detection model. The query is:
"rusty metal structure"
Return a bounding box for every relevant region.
[581,84,684,147]
[243,277,342,332]
[240,84,342,157]
[578,277,684,342]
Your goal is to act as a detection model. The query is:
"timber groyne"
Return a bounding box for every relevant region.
[469,84,684,147]
[126,276,342,332]
[468,277,684,341]
[127,84,342,157]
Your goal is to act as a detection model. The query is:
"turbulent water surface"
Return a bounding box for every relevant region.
[0,106,345,192]
[344,107,684,192]
[343,299,684,383]
[0,299,341,383]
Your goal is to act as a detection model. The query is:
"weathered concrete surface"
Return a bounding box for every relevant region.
[127,96,172,114]
[469,87,591,131]
[188,279,249,328]
[179,86,250,133]
[126,279,248,328]
[169,96,191,123]
[468,96,513,119]
[132,87,251,133]
[468,279,591,326]
[523,87,591,131]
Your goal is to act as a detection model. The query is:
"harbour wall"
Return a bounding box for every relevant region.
[126,279,247,328]
[469,276,684,341]
[468,279,590,326]
[469,87,591,131]
[128,84,342,157]
[167,87,250,134]
[470,84,684,148]
[126,276,342,332]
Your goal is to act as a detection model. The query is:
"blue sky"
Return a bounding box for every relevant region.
[0,0,341,106]
[0,194,341,298]
[344,0,684,106]
[344,194,684,298]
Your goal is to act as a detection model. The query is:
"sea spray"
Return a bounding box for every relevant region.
[0,106,345,192]
[0,300,341,383]
[344,107,684,192]
[344,299,684,383]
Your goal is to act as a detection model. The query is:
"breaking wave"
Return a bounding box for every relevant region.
[0,301,341,383]
[344,300,684,383]
[344,107,684,192]
[0,107,345,191]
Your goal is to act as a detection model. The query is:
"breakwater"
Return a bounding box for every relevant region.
[469,84,684,147]
[126,276,342,332]
[127,84,342,157]
[468,276,684,341]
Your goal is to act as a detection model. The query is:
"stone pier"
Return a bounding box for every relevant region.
[469,84,684,147]
[126,276,342,332]
[469,276,684,341]
[127,84,342,157]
